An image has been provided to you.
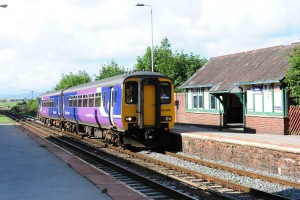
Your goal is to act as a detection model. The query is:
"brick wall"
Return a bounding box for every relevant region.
[179,135,300,178]
[174,93,221,126]
[246,115,289,134]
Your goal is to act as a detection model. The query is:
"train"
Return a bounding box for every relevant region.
[38,71,175,148]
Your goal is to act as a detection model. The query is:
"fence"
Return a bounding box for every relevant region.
[289,105,300,135]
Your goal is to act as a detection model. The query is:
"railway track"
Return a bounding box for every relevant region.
[2,110,293,200]
[1,111,200,200]
[162,151,300,189]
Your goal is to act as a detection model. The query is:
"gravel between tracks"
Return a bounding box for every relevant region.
[139,151,300,200]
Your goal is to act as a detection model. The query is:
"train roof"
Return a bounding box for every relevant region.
[39,89,63,97]
[39,71,171,97]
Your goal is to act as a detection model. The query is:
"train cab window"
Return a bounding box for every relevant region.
[78,95,82,107]
[83,95,88,107]
[95,93,101,107]
[125,81,138,104]
[88,94,94,107]
[160,82,171,104]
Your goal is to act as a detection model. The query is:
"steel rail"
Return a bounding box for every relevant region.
[2,111,290,200]
[108,147,289,200]
[47,135,197,200]
[3,112,197,200]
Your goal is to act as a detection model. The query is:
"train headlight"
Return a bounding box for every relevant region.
[161,116,172,121]
[125,116,136,122]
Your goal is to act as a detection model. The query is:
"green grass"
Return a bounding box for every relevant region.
[0,101,18,109]
[0,114,13,124]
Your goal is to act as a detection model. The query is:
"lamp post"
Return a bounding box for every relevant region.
[30,91,34,100]
[0,4,7,8]
[136,3,154,72]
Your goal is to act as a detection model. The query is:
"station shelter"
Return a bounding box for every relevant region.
[176,43,299,134]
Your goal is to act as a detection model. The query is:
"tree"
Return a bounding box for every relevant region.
[55,70,91,90]
[285,45,300,105]
[27,99,38,116]
[10,99,38,116]
[135,37,207,91]
[95,60,127,80]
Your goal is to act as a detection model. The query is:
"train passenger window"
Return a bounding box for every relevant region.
[125,81,138,104]
[95,93,101,107]
[160,82,171,104]
[88,94,94,107]
[83,95,88,107]
[103,92,106,106]
[69,96,73,107]
[112,90,117,106]
[78,95,82,107]
[114,90,117,104]
[72,96,77,107]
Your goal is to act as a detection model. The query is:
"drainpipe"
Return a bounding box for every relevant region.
[242,92,246,133]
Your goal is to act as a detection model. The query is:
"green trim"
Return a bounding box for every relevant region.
[252,84,255,112]
[271,83,274,113]
[262,86,265,112]
[238,80,281,85]
[180,84,214,89]
[209,90,230,94]
[242,93,246,129]
[247,111,283,116]
[186,109,220,113]
[282,85,288,116]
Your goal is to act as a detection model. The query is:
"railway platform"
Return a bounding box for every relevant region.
[0,124,146,200]
[171,124,300,179]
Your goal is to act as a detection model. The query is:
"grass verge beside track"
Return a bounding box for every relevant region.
[0,114,13,124]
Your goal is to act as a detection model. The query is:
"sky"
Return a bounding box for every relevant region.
[0,0,299,99]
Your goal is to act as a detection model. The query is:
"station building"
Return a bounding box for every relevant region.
[176,43,299,135]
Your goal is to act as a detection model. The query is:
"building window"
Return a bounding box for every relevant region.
[253,86,263,112]
[210,95,216,110]
[192,89,198,108]
[264,84,272,112]
[198,88,203,109]
[247,88,253,112]
[274,85,283,113]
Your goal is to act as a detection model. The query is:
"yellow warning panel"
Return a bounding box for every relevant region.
[144,84,156,126]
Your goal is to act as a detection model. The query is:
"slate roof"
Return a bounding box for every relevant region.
[181,43,299,93]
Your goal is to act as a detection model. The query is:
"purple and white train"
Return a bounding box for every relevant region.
[38,71,175,148]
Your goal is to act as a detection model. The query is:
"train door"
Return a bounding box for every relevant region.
[109,87,115,126]
[138,78,161,128]
[143,84,156,126]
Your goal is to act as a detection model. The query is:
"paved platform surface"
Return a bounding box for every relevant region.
[0,124,146,200]
[172,124,300,153]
